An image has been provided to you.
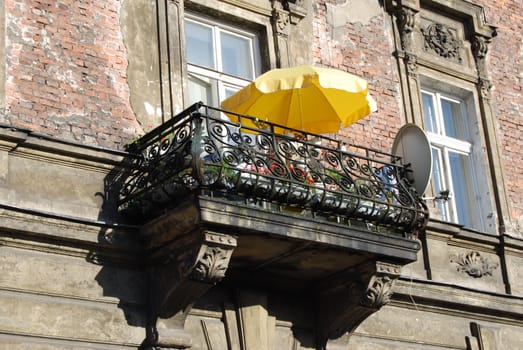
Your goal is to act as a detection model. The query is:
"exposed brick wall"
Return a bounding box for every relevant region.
[475,0,523,229]
[2,0,521,228]
[2,0,143,149]
[312,0,403,153]
[312,0,523,229]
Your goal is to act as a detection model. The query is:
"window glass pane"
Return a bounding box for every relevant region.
[186,15,258,108]
[422,92,437,134]
[441,98,464,138]
[186,21,215,69]
[224,86,239,99]
[220,31,253,79]
[431,147,448,221]
[448,151,472,227]
[188,75,213,105]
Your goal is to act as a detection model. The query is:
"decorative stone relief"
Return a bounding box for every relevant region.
[270,0,307,67]
[177,231,237,284]
[272,0,306,37]
[478,78,492,99]
[273,8,290,36]
[144,230,237,350]
[421,22,462,62]
[317,261,402,345]
[449,251,498,278]
[361,262,400,308]
[396,6,418,52]
[191,245,234,282]
[405,53,418,77]
[361,275,394,308]
[472,34,490,76]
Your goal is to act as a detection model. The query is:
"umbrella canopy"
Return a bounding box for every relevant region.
[220,65,377,134]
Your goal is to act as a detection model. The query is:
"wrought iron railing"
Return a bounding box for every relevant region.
[119,103,428,234]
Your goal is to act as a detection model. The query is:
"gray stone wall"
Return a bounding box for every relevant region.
[0,127,146,348]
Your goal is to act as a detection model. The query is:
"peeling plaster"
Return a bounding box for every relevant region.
[120,0,162,130]
[326,0,381,42]
[0,3,4,113]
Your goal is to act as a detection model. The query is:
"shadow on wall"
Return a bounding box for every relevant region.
[187,284,318,350]
[90,151,322,349]
[85,155,148,331]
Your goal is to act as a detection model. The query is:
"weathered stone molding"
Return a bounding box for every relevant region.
[478,78,492,100]
[450,251,499,278]
[395,5,418,52]
[271,0,306,36]
[472,34,490,77]
[317,261,402,346]
[272,6,289,37]
[421,22,462,63]
[405,53,418,78]
[271,0,307,67]
[143,230,237,349]
[361,263,401,308]
[189,235,237,283]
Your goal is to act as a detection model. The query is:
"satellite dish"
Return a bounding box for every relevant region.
[391,124,432,195]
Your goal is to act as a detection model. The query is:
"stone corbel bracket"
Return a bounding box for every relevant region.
[272,0,306,36]
[143,230,237,349]
[285,0,306,25]
[271,0,307,67]
[316,261,402,347]
[395,4,419,52]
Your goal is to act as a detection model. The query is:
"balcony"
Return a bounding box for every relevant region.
[120,103,426,231]
[114,103,428,347]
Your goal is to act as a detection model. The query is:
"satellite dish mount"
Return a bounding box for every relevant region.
[391,124,433,196]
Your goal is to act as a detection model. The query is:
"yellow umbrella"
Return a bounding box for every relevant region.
[220,65,377,134]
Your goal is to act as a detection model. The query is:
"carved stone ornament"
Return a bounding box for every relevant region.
[405,53,418,77]
[316,261,401,345]
[177,231,237,283]
[478,78,492,99]
[396,6,418,51]
[273,8,290,35]
[272,0,306,36]
[191,246,232,282]
[421,22,462,62]
[145,230,237,350]
[361,275,394,308]
[472,35,490,75]
[449,251,499,278]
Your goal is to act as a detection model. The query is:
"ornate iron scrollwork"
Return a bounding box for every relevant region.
[118,103,428,235]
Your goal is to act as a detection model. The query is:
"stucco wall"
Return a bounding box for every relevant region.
[0,127,146,348]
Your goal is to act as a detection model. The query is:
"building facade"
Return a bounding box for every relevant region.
[0,0,522,349]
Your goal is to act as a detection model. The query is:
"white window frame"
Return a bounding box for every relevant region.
[185,13,261,106]
[422,88,485,230]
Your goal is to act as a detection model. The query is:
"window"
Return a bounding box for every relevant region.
[185,14,261,106]
[422,88,485,230]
